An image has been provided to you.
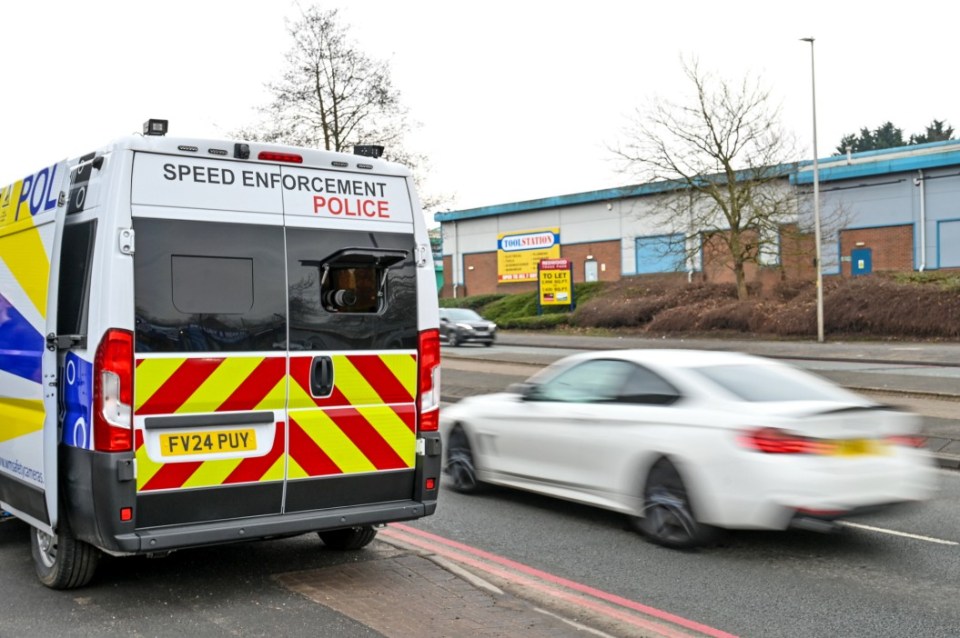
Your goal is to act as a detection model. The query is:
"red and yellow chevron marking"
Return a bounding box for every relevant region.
[288,405,417,478]
[135,356,287,415]
[288,353,417,408]
[132,352,419,490]
[289,353,417,478]
[134,356,287,491]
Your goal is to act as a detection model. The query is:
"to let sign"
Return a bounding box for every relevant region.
[538,258,573,306]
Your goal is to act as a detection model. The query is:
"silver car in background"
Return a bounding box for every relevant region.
[439,308,497,347]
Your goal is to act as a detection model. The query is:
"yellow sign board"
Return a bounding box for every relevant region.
[539,258,573,306]
[497,228,560,283]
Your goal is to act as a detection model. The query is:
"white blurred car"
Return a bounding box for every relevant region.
[440,349,938,548]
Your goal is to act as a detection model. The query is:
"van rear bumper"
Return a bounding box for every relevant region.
[111,500,435,553]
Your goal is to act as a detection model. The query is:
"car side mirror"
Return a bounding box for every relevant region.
[509,382,541,400]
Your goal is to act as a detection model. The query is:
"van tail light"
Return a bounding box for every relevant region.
[93,329,134,452]
[738,427,829,455]
[417,329,441,432]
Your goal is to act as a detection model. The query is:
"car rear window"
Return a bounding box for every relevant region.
[690,363,856,402]
[442,308,483,322]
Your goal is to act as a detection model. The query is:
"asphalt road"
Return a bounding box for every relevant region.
[408,469,960,638]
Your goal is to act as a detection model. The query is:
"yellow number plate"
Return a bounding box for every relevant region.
[833,438,885,456]
[160,429,257,457]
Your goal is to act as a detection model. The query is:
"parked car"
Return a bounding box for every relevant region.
[439,349,938,548]
[439,308,497,346]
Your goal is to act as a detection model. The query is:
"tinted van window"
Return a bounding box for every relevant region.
[58,220,96,337]
[133,218,286,352]
[286,229,417,351]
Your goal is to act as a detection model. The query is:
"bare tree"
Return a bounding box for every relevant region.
[237,5,449,211]
[614,59,800,300]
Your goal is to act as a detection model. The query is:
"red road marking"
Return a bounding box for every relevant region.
[384,523,738,638]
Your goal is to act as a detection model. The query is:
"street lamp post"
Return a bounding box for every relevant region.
[801,37,825,343]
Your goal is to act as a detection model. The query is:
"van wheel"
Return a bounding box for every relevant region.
[319,526,378,550]
[31,516,100,589]
[634,459,714,549]
[445,427,483,493]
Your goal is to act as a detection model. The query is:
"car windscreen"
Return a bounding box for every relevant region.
[444,308,482,322]
[690,363,858,403]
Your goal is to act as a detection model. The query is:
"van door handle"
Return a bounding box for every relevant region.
[310,356,334,397]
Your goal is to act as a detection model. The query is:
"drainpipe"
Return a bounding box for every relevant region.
[916,170,926,272]
[451,221,460,298]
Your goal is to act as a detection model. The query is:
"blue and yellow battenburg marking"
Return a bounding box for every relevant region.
[0,162,67,450]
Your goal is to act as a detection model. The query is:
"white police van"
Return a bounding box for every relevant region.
[0,120,442,588]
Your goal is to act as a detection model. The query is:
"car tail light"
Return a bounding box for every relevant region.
[738,427,832,455]
[417,329,441,432]
[93,328,134,452]
[885,435,927,448]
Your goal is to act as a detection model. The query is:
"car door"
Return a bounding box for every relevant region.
[485,359,682,505]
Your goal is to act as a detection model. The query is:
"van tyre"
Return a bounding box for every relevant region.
[634,459,714,549]
[319,525,378,550]
[31,514,100,589]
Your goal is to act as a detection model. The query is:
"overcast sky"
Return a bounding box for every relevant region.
[3,1,958,221]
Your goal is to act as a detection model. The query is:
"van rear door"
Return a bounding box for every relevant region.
[279,165,421,512]
[0,161,70,532]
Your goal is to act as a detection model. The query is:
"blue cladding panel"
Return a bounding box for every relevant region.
[939,220,960,268]
[636,235,686,274]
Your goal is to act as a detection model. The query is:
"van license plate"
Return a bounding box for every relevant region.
[160,429,257,457]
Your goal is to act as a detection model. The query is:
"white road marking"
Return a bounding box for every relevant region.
[839,521,959,546]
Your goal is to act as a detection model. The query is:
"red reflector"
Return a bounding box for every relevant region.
[886,435,927,448]
[425,478,436,490]
[120,507,133,522]
[258,151,303,164]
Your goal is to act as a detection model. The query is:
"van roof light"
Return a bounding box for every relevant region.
[143,119,168,136]
[258,151,303,164]
[354,145,384,159]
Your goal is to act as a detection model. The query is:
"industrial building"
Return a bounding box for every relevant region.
[435,140,960,298]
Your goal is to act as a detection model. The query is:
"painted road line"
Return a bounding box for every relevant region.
[839,521,959,546]
[383,523,738,638]
[381,526,697,638]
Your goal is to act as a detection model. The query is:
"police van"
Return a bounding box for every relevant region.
[0,120,442,589]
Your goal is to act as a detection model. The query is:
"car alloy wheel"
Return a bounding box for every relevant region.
[445,428,482,493]
[636,459,712,549]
